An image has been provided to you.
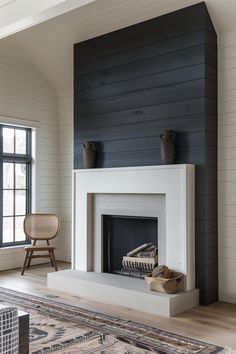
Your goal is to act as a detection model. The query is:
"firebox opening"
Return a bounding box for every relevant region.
[103,215,158,278]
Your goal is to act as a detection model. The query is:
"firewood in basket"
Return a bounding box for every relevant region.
[126,243,153,257]
[152,265,169,278]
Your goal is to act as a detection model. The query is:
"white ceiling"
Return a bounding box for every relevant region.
[0,0,96,39]
[0,0,16,8]
[1,0,236,94]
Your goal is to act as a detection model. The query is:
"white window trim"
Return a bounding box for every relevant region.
[0,114,39,248]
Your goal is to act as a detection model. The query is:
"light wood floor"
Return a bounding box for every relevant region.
[0,262,235,353]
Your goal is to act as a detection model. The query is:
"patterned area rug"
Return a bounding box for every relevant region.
[0,287,225,353]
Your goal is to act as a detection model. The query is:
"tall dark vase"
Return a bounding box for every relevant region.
[83,141,96,168]
[160,130,175,164]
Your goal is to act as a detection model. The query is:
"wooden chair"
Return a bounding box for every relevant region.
[21,214,60,275]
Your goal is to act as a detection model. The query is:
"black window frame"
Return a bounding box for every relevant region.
[0,124,32,247]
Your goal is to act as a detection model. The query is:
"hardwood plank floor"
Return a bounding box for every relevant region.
[0,262,235,353]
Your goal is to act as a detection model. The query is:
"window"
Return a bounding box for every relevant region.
[0,125,32,247]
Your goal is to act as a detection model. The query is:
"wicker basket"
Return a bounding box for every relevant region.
[145,271,183,294]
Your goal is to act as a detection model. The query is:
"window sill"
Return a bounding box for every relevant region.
[0,245,26,253]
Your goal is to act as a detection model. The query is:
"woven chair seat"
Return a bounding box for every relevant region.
[24,246,56,251]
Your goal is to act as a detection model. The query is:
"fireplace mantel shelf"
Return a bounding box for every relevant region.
[73,164,194,173]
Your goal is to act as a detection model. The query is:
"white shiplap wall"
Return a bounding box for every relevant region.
[218,30,236,303]
[57,90,73,262]
[0,44,59,270]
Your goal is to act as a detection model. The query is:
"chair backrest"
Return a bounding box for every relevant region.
[24,214,59,240]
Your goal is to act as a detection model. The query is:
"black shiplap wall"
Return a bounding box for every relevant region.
[74,2,217,305]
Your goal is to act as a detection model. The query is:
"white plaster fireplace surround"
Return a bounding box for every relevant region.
[48,164,199,317]
[73,164,195,290]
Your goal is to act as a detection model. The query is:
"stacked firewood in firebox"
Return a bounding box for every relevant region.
[122,243,158,272]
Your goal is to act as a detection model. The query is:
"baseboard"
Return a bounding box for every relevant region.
[219,291,236,304]
[56,251,71,263]
[0,247,47,271]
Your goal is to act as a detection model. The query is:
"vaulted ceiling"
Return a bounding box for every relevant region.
[1,0,236,93]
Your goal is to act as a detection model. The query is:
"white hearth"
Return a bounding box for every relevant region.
[48,164,199,317]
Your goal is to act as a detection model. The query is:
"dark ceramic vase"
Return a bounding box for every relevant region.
[160,130,175,164]
[83,141,96,168]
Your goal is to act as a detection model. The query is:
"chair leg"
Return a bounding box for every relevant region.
[21,251,29,275]
[47,241,54,267]
[27,240,36,268]
[49,250,54,268]
[51,250,58,271]
[26,251,33,269]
